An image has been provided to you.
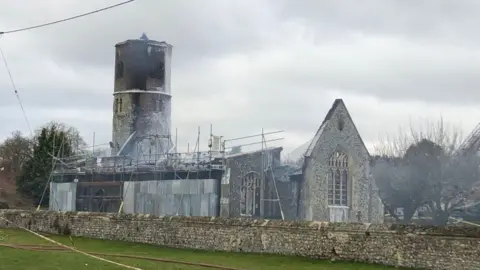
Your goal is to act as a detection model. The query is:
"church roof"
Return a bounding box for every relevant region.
[226,146,283,159]
[284,139,311,163]
[304,98,370,158]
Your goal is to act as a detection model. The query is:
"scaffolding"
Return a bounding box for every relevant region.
[458,122,480,154]
[49,126,289,218]
[261,129,285,220]
[49,126,224,213]
[220,129,285,220]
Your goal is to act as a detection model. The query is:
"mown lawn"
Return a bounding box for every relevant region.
[0,228,403,270]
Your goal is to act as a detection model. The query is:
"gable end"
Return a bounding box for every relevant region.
[304,99,370,158]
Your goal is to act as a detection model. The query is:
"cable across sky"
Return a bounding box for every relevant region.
[0,0,137,136]
[0,0,136,35]
[0,40,32,135]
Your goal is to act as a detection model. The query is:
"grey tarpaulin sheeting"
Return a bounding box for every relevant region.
[123,179,219,216]
[49,182,77,211]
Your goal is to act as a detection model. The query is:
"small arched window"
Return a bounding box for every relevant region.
[114,98,118,113]
[337,117,345,131]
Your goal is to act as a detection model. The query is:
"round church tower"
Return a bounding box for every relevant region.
[111,33,173,160]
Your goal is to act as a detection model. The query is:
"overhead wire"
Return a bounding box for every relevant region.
[0,0,137,35]
[0,0,139,211]
[0,0,137,134]
[0,37,32,136]
[0,242,244,269]
[36,135,67,211]
[0,0,138,134]
[0,216,143,270]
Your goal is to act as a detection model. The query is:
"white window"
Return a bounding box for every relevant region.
[328,151,348,206]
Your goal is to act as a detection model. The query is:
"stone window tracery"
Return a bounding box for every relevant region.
[328,151,348,206]
[240,172,261,216]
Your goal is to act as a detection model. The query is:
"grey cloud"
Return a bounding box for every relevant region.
[1,0,280,69]
[0,55,112,109]
[277,0,480,46]
[1,0,480,154]
[242,35,480,105]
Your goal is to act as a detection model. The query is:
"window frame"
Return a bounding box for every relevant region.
[240,171,261,216]
[327,151,349,206]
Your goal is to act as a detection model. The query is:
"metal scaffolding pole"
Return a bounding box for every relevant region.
[261,129,285,220]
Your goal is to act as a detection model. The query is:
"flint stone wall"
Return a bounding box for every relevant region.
[1,210,479,270]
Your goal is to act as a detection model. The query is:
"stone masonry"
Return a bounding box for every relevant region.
[1,210,479,270]
[222,147,286,219]
[111,34,173,156]
[300,99,384,223]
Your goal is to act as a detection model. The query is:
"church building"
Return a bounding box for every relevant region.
[296,99,384,223]
[221,98,384,223]
[48,35,384,224]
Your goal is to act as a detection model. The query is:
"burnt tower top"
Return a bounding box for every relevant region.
[114,33,173,95]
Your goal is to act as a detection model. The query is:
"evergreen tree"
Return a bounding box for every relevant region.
[17,123,75,206]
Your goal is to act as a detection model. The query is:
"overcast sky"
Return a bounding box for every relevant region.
[1,0,480,156]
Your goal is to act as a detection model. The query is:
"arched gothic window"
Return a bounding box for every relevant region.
[240,172,261,216]
[328,151,348,206]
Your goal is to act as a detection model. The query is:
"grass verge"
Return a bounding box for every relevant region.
[0,228,403,270]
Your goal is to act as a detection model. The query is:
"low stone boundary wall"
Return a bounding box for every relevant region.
[1,210,479,270]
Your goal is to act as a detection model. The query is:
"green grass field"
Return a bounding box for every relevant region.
[0,228,403,270]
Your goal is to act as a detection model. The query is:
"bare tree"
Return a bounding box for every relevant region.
[426,149,479,225]
[0,131,33,207]
[0,131,32,174]
[372,117,479,225]
[373,117,463,157]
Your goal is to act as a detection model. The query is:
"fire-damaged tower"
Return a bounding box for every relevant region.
[111,33,173,160]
